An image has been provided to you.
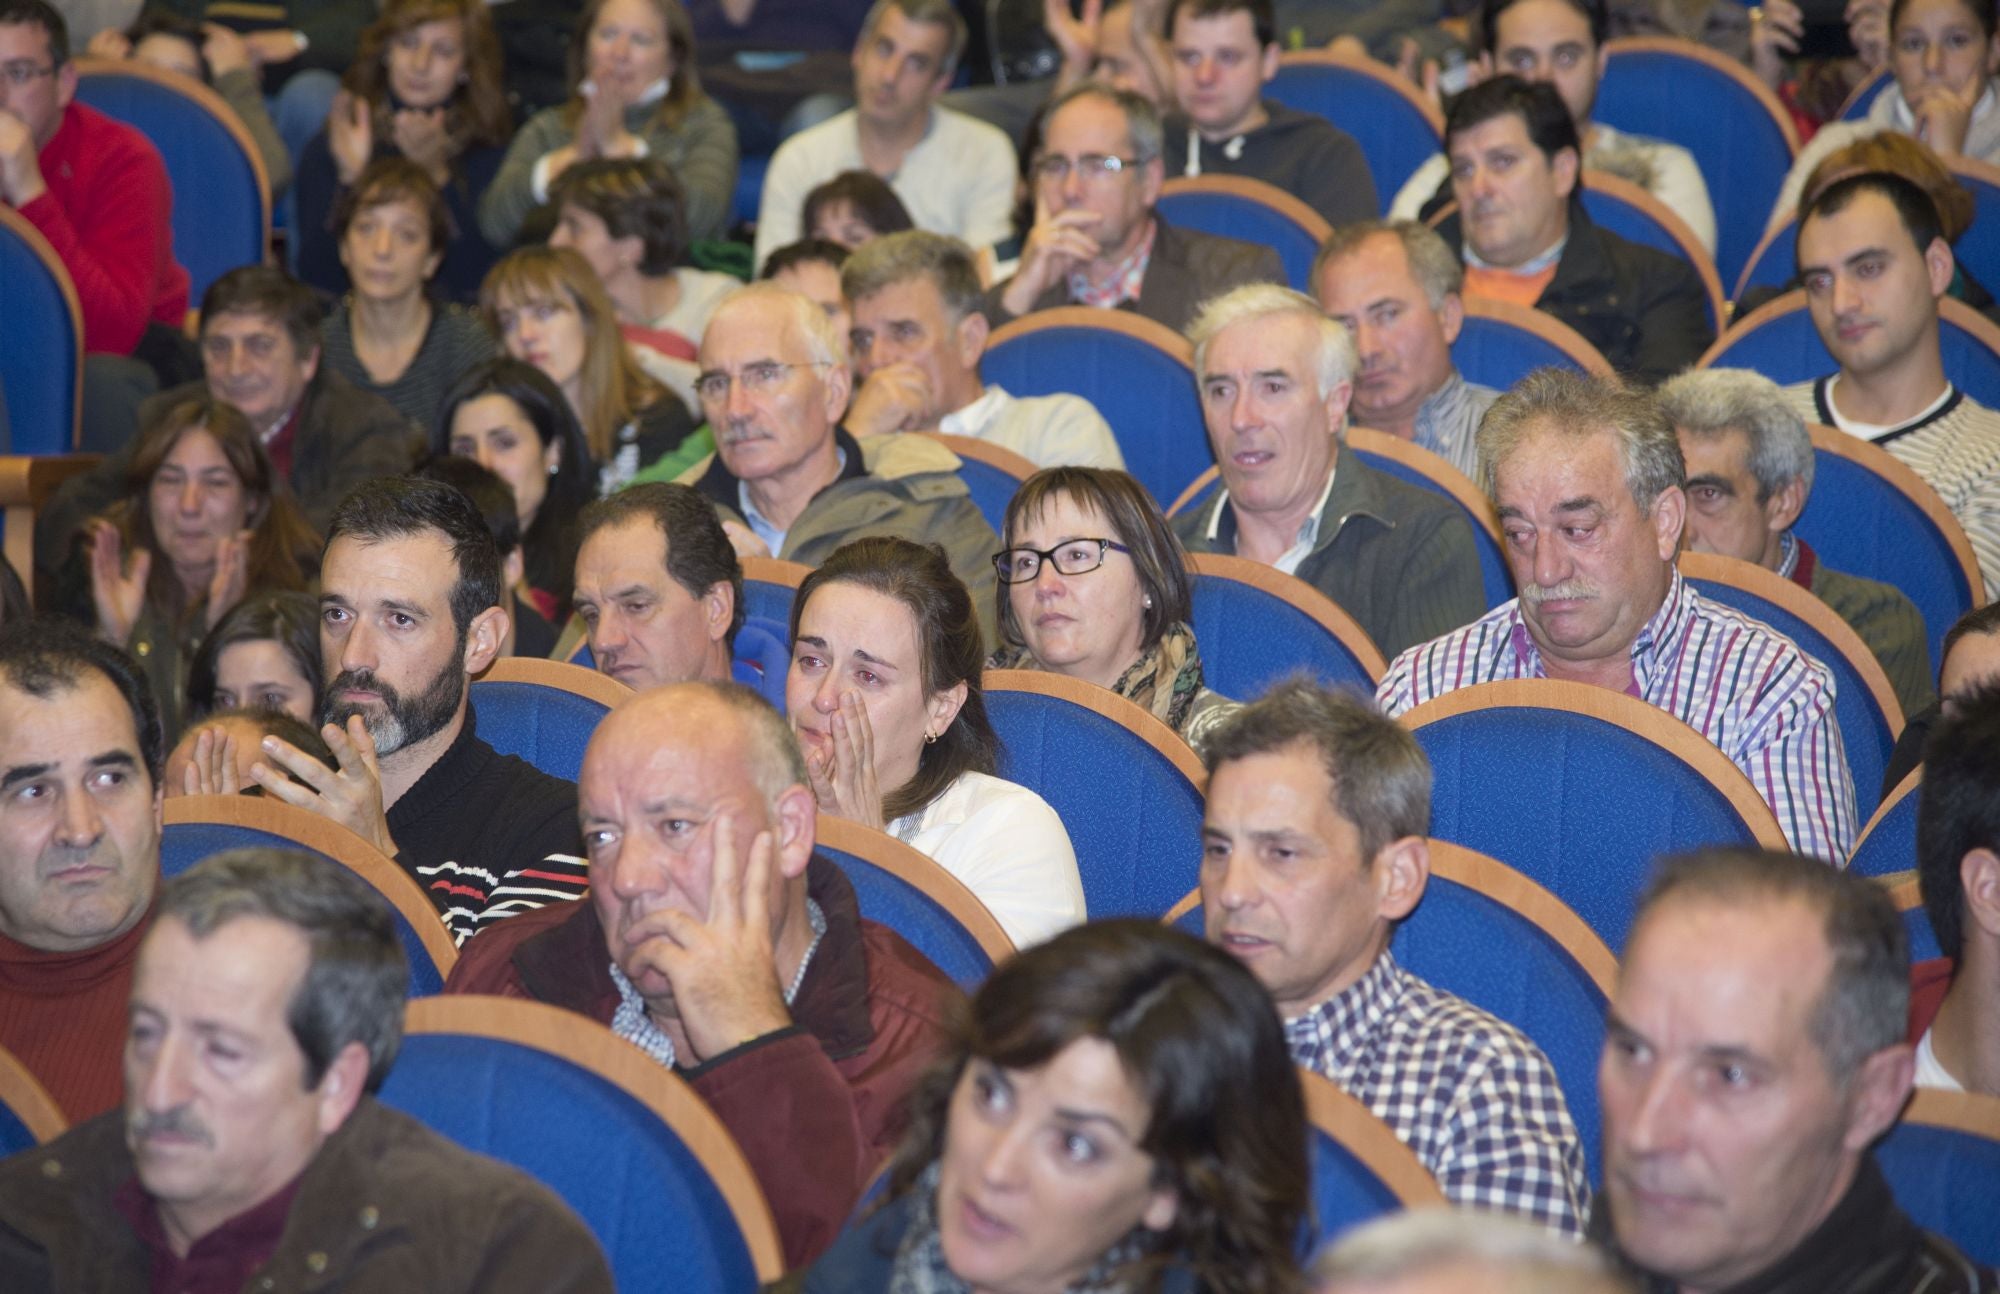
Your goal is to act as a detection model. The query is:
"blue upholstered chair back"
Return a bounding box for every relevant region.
[733,616,793,711]
[1296,1070,1446,1252]
[1734,218,1797,301]
[1841,67,1893,119]
[1451,310,1601,390]
[986,672,1206,918]
[0,1047,63,1158]
[946,450,1029,535]
[980,313,1208,506]
[1944,162,2000,313]
[1706,294,2000,409]
[1349,444,1515,610]
[0,208,81,454]
[74,63,266,302]
[1850,776,1921,879]
[0,1102,38,1159]
[469,679,611,784]
[1307,1129,1408,1245]
[1875,1101,2000,1268]
[815,824,1010,989]
[743,574,799,628]
[1156,184,1327,291]
[1187,563,1384,700]
[1265,54,1440,203]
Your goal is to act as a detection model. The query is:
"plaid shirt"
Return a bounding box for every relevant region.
[1376,571,1858,864]
[1287,952,1590,1237]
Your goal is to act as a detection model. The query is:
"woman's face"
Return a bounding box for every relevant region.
[148,428,251,577]
[339,194,440,301]
[495,292,589,395]
[936,1038,1177,1294]
[787,581,956,800]
[211,638,317,722]
[809,200,879,251]
[449,393,558,531]
[387,16,468,110]
[1893,0,1999,97]
[1005,492,1149,691]
[587,0,674,97]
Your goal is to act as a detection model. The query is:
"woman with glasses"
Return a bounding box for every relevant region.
[990,467,1237,753]
[787,537,1086,948]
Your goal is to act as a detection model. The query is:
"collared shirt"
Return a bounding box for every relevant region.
[739,447,847,556]
[1776,528,1801,582]
[1069,218,1157,309]
[115,1170,303,1294]
[1377,570,1858,862]
[1285,952,1590,1236]
[1203,454,1342,576]
[1408,370,1498,479]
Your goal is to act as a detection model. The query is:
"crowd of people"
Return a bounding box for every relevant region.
[2,0,1999,1286]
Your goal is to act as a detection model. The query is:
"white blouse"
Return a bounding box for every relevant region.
[887,771,1087,949]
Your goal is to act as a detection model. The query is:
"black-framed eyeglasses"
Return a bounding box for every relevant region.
[1030,153,1142,184]
[993,538,1130,583]
[0,61,54,88]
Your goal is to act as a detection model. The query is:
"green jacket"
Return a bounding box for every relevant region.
[1809,550,1937,720]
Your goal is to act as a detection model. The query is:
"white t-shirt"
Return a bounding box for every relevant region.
[887,770,1086,949]
[1914,1025,1966,1092]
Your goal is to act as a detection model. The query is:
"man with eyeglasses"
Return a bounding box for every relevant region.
[676,283,1003,638]
[987,80,1282,331]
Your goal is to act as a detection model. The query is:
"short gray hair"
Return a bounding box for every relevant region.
[683,680,810,813]
[1477,368,1686,513]
[1187,283,1357,404]
[840,229,984,323]
[1311,1208,1635,1293]
[1314,219,1465,310]
[709,281,847,368]
[1655,368,1815,502]
[859,0,967,76]
[1044,80,1165,165]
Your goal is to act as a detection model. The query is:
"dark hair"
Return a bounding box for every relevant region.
[0,618,164,787]
[575,483,746,646]
[331,155,455,257]
[325,477,502,636]
[1798,171,1947,272]
[1165,0,1276,45]
[0,0,67,66]
[760,237,852,281]
[0,555,27,626]
[1890,0,1997,42]
[158,847,408,1090]
[1443,74,1581,164]
[416,456,521,557]
[553,156,689,276]
[996,468,1192,656]
[199,265,324,358]
[790,537,997,820]
[801,170,916,247]
[187,590,324,719]
[344,0,512,152]
[1798,133,1975,241]
[883,920,1310,1294]
[123,8,209,80]
[1477,0,1607,53]
[1940,600,2000,681]
[186,706,338,776]
[432,358,596,574]
[1636,849,1909,1080]
[1917,683,2000,963]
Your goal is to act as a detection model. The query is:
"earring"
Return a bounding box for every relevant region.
[547,463,559,476]
[923,729,938,745]
[1142,594,1153,609]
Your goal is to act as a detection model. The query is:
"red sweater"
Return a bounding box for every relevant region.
[18,102,190,356]
[0,905,153,1122]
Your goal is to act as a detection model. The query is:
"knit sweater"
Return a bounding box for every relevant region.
[0,904,153,1122]
[319,299,497,433]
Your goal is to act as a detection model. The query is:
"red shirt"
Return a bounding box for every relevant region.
[262,400,302,482]
[114,1171,304,1294]
[0,905,153,1121]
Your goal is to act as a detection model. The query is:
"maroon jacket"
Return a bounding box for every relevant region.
[445,858,960,1267]
[1907,957,1955,1044]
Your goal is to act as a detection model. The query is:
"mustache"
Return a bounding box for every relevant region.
[1522,578,1599,605]
[130,1106,213,1147]
[325,668,403,709]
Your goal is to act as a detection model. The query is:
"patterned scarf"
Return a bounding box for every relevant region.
[990,622,1209,734]
[888,1163,1160,1294]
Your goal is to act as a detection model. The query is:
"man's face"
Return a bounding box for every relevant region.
[852,6,952,134]
[849,275,984,428]
[1199,312,1348,522]
[1170,9,1276,139]
[1601,897,1889,1291]
[1797,191,1951,383]
[1940,629,2000,717]
[1496,425,1682,671]
[1201,745,1395,1017]
[1095,4,1168,107]
[1676,426,1794,570]
[768,261,853,348]
[698,295,848,486]
[1036,94,1162,263]
[318,532,469,758]
[573,516,730,690]
[1491,0,1604,124]
[0,673,159,952]
[0,21,73,148]
[1316,234,1462,431]
[1449,112,1576,271]
[125,916,346,1248]
[200,310,318,435]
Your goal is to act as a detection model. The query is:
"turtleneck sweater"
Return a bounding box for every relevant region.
[0,904,153,1123]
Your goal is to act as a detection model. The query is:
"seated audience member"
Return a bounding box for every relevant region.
[481,246,699,493]
[0,0,189,360]
[166,705,335,796]
[185,588,323,724]
[1659,367,1935,717]
[1312,1209,1636,1294]
[683,284,1003,618]
[1783,172,2000,598]
[1596,848,1994,1293]
[1314,219,1500,478]
[1176,284,1484,659]
[1048,0,1173,109]
[1384,372,1848,860]
[1379,370,1860,862]
[550,156,742,365]
[760,236,854,340]
[321,158,498,431]
[434,358,596,623]
[990,466,1236,750]
[1435,76,1714,385]
[62,397,319,742]
[752,0,1016,270]
[1201,680,1591,1233]
[802,168,915,250]
[1393,0,1716,254]
[294,0,511,302]
[1909,683,2000,1094]
[843,231,1125,467]
[787,537,1086,947]
[249,477,588,944]
[0,556,26,624]
[415,456,560,657]
[0,848,614,1289]
[84,9,290,195]
[481,0,738,249]
[1159,0,1377,227]
[987,82,1282,330]
[446,680,960,1265]
[0,621,162,1121]
[1883,600,2000,787]
[783,920,1310,1294]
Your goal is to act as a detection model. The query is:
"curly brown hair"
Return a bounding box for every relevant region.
[344,0,512,153]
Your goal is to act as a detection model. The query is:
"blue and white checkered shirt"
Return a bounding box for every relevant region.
[1286,951,1591,1237]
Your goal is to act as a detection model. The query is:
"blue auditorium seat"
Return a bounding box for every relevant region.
[1298,1069,1446,1251]
[0,1045,65,1157]
[1158,176,1332,292]
[1849,773,1920,880]
[816,818,1013,988]
[1705,290,2000,411]
[0,206,82,454]
[921,433,1036,535]
[1875,1092,2000,1268]
[469,658,624,783]
[1452,298,1613,391]
[1265,52,1441,204]
[1186,553,1385,700]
